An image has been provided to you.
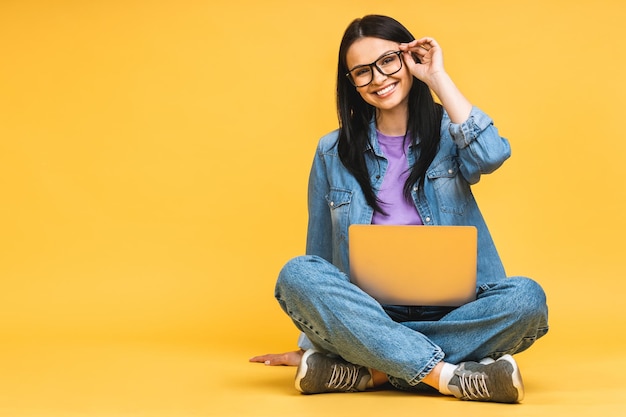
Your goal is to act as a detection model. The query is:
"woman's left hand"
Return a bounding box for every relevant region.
[249,350,304,366]
[399,37,445,84]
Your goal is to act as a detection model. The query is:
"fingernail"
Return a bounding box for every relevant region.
[264,360,271,365]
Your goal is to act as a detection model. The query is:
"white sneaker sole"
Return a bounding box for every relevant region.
[497,354,525,402]
[294,349,318,392]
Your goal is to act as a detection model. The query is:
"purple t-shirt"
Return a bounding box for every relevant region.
[371,130,423,225]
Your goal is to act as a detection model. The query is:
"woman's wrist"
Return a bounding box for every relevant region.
[425,71,472,123]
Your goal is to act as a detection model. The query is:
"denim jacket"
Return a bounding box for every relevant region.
[305,106,510,286]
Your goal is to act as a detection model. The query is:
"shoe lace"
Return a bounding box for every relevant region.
[457,368,490,400]
[327,363,362,391]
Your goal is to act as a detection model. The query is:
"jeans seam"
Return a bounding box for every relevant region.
[289,313,331,344]
[388,347,444,389]
[491,325,549,357]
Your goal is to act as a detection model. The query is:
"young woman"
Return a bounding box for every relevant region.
[250,15,548,403]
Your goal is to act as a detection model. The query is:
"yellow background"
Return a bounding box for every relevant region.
[2,0,625,350]
[1,0,625,415]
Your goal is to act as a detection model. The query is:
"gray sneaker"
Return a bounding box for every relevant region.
[447,354,524,403]
[295,349,372,394]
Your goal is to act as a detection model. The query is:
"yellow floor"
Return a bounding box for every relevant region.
[2,333,624,417]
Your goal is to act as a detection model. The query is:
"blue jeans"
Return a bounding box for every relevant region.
[275,255,549,390]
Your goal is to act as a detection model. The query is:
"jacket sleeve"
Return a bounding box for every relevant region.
[305,144,333,262]
[298,145,334,352]
[446,107,511,184]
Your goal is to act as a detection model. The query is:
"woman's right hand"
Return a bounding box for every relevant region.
[249,350,304,366]
[399,37,445,84]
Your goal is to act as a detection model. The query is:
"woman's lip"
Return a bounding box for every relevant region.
[375,83,397,97]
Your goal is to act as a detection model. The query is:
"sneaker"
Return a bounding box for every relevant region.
[447,354,524,403]
[294,349,372,394]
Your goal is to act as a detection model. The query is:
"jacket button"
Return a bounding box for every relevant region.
[448,169,454,174]
[425,217,431,223]
[330,202,334,207]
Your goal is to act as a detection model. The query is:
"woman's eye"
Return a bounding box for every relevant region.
[381,56,397,66]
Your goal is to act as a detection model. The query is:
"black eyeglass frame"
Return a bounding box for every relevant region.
[345,51,404,88]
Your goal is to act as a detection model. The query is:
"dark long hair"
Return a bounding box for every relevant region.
[336,15,443,213]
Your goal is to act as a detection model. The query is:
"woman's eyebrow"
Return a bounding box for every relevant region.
[349,49,398,71]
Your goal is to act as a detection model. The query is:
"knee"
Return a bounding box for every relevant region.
[276,255,313,294]
[505,277,549,322]
[275,255,341,298]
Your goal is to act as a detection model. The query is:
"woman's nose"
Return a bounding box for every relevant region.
[370,67,388,85]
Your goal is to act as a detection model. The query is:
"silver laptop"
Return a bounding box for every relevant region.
[348,225,477,306]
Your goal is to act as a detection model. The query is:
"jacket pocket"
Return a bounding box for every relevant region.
[325,188,352,241]
[326,188,352,210]
[427,157,470,215]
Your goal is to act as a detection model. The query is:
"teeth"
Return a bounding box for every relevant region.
[377,84,395,95]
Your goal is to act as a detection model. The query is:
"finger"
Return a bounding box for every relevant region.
[402,51,418,67]
[266,356,293,366]
[399,39,418,49]
[399,42,426,54]
[249,354,280,364]
[253,354,291,366]
[250,350,303,366]
[415,37,439,51]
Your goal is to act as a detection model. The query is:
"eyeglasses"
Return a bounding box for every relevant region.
[346,51,403,88]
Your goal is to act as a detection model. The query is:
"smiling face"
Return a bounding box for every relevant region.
[345,37,413,115]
